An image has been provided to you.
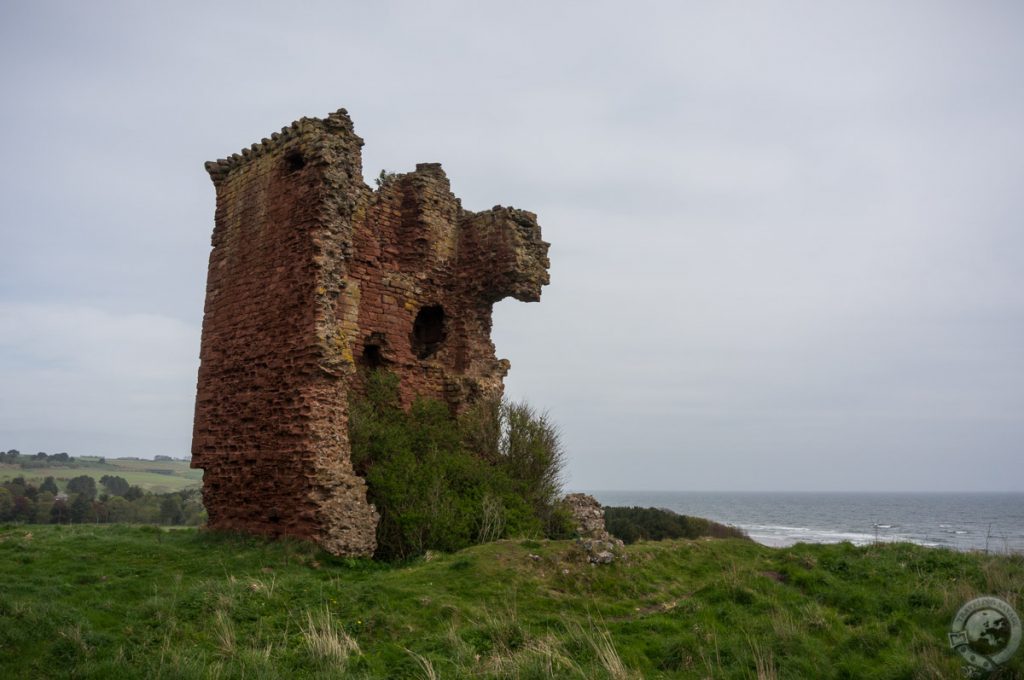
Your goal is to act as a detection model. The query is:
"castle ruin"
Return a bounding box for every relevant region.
[190,108,550,556]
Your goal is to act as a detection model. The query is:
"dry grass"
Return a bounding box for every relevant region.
[213,609,235,657]
[697,626,722,677]
[58,624,90,657]
[246,574,276,598]
[480,633,583,678]
[405,648,439,680]
[567,620,635,680]
[300,606,361,667]
[911,633,961,680]
[941,577,980,612]
[749,637,778,680]
[981,555,1024,601]
[768,605,800,641]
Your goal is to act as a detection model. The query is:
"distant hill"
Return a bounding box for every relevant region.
[0,456,201,493]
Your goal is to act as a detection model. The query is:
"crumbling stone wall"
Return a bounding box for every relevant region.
[563,493,624,564]
[191,108,550,556]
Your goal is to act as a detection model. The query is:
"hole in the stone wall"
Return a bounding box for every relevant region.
[283,150,306,173]
[361,344,384,368]
[411,305,446,360]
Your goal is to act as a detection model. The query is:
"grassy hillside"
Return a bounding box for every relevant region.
[0,458,201,493]
[1,526,1021,678]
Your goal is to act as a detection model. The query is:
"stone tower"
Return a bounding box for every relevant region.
[190,108,550,556]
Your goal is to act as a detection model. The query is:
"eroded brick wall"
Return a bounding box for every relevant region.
[191,109,549,556]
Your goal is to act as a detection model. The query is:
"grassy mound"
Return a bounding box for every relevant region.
[0,525,1021,678]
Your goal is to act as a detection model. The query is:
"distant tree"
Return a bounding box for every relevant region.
[3,449,20,463]
[160,495,184,525]
[131,495,160,523]
[0,488,13,521]
[12,495,36,522]
[5,477,27,499]
[66,475,97,500]
[50,498,69,524]
[35,451,48,460]
[154,455,173,461]
[124,486,144,501]
[52,452,70,463]
[69,494,92,523]
[39,477,59,495]
[100,475,130,497]
[106,496,131,523]
[34,492,55,523]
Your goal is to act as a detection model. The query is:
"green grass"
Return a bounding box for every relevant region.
[0,525,1021,678]
[0,459,202,493]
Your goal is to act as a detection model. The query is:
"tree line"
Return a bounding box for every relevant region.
[1,449,105,469]
[603,506,749,544]
[0,474,204,526]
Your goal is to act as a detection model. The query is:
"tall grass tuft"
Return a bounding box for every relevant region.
[213,609,235,657]
[405,648,439,680]
[300,606,360,667]
[748,637,778,680]
[566,620,636,679]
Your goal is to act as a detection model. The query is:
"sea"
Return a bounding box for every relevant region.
[587,491,1024,554]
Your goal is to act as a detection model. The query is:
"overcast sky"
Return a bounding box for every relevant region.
[1,1,1022,492]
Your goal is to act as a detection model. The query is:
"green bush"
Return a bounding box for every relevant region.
[349,370,570,560]
[460,397,573,539]
[603,506,749,544]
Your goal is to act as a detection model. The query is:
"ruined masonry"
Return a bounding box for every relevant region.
[191,108,550,556]
[563,493,624,564]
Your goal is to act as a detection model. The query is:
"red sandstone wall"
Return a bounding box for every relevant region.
[345,164,549,409]
[191,109,549,556]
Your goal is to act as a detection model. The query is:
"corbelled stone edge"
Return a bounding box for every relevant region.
[203,108,355,185]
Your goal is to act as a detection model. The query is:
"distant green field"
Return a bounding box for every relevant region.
[0,458,202,493]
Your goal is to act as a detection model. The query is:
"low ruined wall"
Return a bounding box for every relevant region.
[563,493,624,564]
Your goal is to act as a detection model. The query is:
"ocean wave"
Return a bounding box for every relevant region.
[741,524,877,546]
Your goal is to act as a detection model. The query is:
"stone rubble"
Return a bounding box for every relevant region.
[562,493,624,564]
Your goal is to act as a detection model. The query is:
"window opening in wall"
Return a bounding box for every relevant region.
[361,344,384,368]
[411,305,446,359]
[283,149,306,173]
